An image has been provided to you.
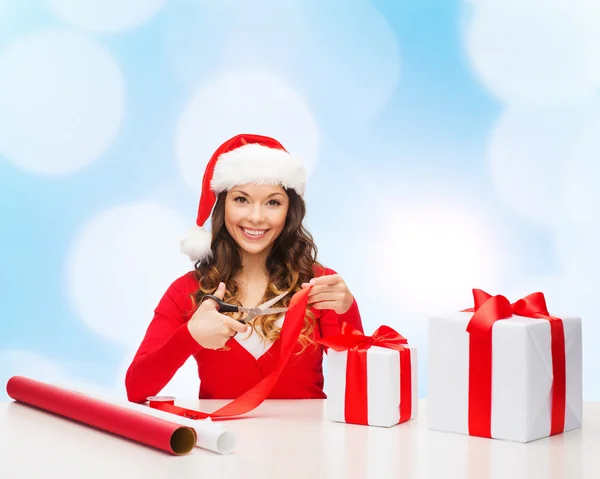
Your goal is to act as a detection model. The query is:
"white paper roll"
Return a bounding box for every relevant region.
[55,382,236,454]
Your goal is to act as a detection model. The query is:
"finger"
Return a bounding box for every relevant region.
[226,328,238,338]
[201,282,226,309]
[218,323,238,338]
[307,284,338,297]
[311,300,338,310]
[307,291,340,304]
[309,274,341,287]
[214,282,226,299]
[223,316,250,334]
[216,323,237,340]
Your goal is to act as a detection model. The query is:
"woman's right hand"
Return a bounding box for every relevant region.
[187,282,249,349]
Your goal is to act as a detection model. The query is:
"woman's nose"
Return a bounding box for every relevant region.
[248,204,264,223]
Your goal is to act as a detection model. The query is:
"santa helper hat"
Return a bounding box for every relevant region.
[180,133,307,263]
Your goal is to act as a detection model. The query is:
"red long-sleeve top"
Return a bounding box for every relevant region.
[125,267,363,403]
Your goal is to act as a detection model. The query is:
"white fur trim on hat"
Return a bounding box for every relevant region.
[180,225,213,262]
[211,143,306,195]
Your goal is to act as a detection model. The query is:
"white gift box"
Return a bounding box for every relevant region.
[325,345,418,427]
[427,311,582,442]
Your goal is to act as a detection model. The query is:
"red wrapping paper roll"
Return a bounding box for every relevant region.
[6,376,196,455]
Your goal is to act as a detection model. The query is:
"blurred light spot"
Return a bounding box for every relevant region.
[163,0,400,126]
[465,0,600,104]
[66,202,192,348]
[487,99,600,227]
[371,205,501,316]
[48,0,166,33]
[0,29,124,175]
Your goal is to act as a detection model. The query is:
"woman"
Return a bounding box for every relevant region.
[125,134,363,403]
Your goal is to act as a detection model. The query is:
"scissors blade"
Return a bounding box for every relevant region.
[239,291,291,323]
[236,307,255,313]
[259,307,288,315]
[240,309,260,324]
[257,290,290,310]
[240,306,287,324]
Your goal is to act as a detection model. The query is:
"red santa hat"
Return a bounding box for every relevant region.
[180,133,307,262]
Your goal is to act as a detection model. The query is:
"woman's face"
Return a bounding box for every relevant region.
[224,183,289,258]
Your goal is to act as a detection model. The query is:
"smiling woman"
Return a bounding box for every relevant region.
[124,134,363,403]
[225,185,289,257]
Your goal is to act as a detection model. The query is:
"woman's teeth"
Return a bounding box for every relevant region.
[242,227,267,237]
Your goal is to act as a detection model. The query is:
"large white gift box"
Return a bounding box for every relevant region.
[427,291,582,443]
[322,324,418,428]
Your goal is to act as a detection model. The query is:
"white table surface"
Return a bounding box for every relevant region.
[0,398,597,479]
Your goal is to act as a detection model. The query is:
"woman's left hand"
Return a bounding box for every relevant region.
[301,274,354,314]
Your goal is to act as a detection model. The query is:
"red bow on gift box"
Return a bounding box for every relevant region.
[464,289,566,438]
[316,322,413,425]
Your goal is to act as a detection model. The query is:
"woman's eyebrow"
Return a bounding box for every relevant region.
[232,190,284,198]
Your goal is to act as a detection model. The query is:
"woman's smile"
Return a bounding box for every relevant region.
[239,226,270,240]
[223,183,289,257]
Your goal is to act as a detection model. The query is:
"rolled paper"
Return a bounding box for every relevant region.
[56,383,236,455]
[6,376,197,455]
[137,400,236,455]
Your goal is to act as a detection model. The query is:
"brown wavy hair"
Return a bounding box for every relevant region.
[190,187,323,352]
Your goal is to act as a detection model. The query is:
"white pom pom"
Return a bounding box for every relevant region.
[180,225,213,262]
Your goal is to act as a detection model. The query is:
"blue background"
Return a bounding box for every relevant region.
[1,0,599,401]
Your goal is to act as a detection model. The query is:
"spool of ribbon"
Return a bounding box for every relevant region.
[315,322,412,426]
[147,396,176,406]
[463,288,566,438]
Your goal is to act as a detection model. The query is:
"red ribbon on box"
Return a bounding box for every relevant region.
[316,322,412,425]
[463,289,566,438]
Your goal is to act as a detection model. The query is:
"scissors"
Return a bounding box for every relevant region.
[201,290,290,324]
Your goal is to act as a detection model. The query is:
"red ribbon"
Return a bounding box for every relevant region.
[149,286,311,420]
[316,322,412,425]
[464,289,566,438]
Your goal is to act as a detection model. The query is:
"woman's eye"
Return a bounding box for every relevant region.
[268,200,281,206]
[234,196,247,203]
